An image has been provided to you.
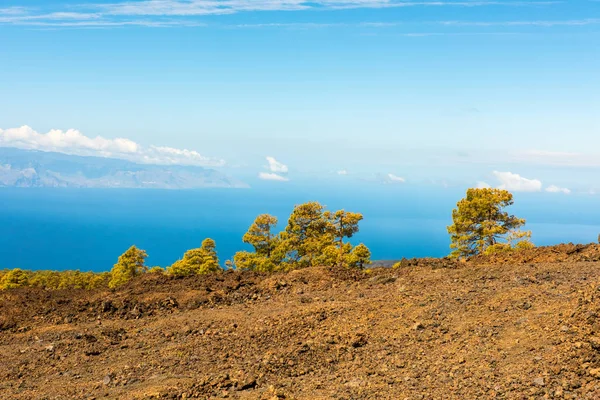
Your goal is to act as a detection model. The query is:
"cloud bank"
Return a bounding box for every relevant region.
[545,185,571,194]
[478,171,571,194]
[493,171,542,192]
[266,156,289,173]
[0,126,224,167]
[258,156,289,181]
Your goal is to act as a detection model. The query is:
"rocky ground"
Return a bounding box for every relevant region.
[3,243,600,399]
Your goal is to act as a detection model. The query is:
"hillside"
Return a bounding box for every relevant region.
[0,148,247,189]
[2,244,600,399]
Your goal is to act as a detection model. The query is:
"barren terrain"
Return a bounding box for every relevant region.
[3,244,600,399]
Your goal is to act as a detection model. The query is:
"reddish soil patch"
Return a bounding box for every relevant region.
[2,246,600,399]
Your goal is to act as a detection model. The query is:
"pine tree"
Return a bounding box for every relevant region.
[285,201,332,268]
[348,243,372,268]
[109,246,148,288]
[242,214,278,257]
[447,188,532,258]
[324,210,363,267]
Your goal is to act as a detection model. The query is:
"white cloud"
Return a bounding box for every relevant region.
[258,172,289,181]
[338,170,348,175]
[97,1,553,17]
[0,7,29,16]
[388,173,406,183]
[0,1,564,27]
[545,185,571,195]
[476,181,491,189]
[266,156,288,173]
[493,171,542,192]
[0,125,224,167]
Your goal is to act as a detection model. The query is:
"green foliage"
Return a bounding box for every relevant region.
[347,243,372,268]
[243,214,278,257]
[285,201,332,268]
[508,230,535,250]
[1,268,30,289]
[234,202,371,272]
[2,201,373,290]
[233,214,283,272]
[483,243,512,255]
[484,230,535,255]
[0,270,8,287]
[324,210,364,267]
[233,250,276,272]
[0,269,111,290]
[514,237,535,251]
[167,238,221,277]
[447,188,533,258]
[109,245,148,288]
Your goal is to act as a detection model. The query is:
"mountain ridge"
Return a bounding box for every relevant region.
[0,147,248,189]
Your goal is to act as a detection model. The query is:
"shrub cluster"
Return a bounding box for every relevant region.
[232,202,370,272]
[0,268,110,290]
[0,201,371,290]
[1,188,539,290]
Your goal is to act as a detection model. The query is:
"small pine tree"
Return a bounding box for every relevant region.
[347,243,372,268]
[109,246,148,288]
[167,238,221,277]
[243,214,278,257]
[324,210,363,267]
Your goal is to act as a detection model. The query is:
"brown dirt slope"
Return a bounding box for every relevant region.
[2,244,600,399]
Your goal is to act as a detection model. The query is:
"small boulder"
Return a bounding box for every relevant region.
[103,374,113,386]
[533,377,545,386]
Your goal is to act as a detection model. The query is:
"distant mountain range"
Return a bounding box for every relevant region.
[0,148,248,189]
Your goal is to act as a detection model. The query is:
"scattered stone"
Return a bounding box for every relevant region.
[589,368,600,378]
[413,322,425,331]
[237,378,257,391]
[102,375,112,386]
[533,377,545,386]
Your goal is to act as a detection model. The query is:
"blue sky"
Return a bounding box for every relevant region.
[1,0,599,192]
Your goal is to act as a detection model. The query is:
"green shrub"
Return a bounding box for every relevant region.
[109,246,148,288]
[167,238,221,277]
[1,269,30,289]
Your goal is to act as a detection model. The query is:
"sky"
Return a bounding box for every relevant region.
[1,0,599,193]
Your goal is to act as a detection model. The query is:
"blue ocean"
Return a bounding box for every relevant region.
[2,184,600,272]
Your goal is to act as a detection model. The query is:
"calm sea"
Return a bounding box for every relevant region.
[1,184,599,272]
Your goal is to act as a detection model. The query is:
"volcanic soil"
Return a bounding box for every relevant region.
[3,243,600,399]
